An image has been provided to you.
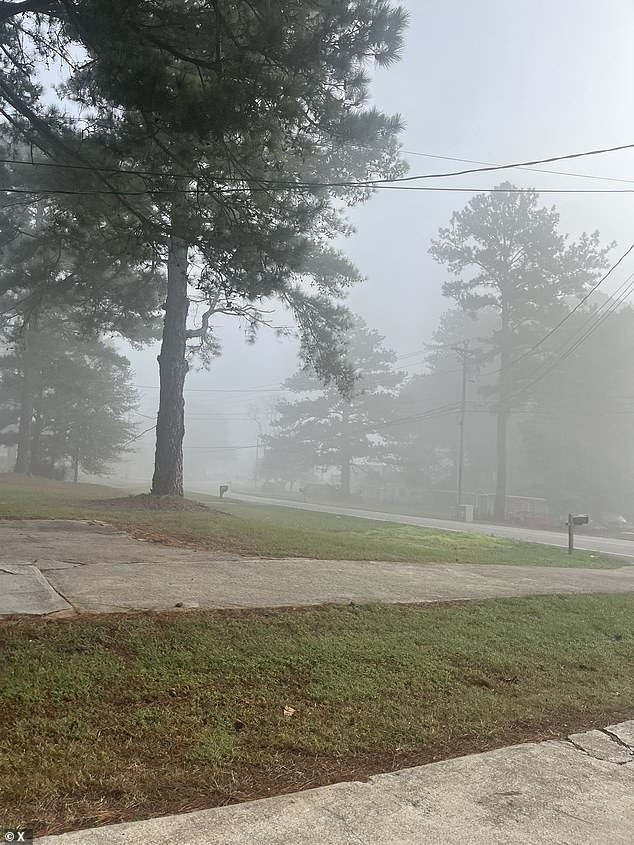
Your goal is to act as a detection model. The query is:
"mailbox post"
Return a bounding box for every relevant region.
[567,513,589,554]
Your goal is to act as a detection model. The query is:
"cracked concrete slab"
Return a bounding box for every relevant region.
[0,564,71,615]
[34,559,81,571]
[606,721,634,748]
[43,556,634,614]
[40,723,634,844]
[3,558,79,571]
[0,561,34,573]
[1,519,634,615]
[0,519,235,570]
[568,729,634,763]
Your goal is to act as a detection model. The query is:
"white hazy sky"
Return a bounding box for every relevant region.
[123,0,634,473]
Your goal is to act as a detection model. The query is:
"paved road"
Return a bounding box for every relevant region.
[226,491,634,561]
[41,721,634,844]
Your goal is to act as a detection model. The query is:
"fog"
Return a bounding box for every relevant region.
[5,0,634,526]
[114,1,634,519]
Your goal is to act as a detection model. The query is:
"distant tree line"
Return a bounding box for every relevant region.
[0,320,138,480]
[262,187,633,519]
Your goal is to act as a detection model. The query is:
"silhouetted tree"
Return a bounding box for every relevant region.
[0,321,138,479]
[430,185,611,520]
[265,318,405,496]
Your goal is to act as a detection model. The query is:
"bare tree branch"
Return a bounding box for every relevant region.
[185,291,220,340]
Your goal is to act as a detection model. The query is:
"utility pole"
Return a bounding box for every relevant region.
[452,341,476,506]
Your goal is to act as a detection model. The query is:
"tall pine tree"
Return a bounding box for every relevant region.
[0,1,409,495]
[264,317,405,496]
[430,185,611,520]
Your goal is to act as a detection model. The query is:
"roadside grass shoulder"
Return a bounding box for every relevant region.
[0,475,621,568]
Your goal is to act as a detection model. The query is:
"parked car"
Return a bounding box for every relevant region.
[600,513,632,533]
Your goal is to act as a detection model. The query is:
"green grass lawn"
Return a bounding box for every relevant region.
[0,474,621,567]
[1,594,633,835]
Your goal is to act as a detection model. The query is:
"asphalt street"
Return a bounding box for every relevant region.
[225,491,634,561]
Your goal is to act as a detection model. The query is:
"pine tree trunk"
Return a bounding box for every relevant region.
[340,404,351,497]
[14,325,34,474]
[493,402,509,521]
[29,393,44,475]
[73,419,81,483]
[151,233,189,496]
[341,458,351,498]
[493,308,511,521]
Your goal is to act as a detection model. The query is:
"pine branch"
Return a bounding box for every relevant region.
[0,81,159,237]
[0,0,53,23]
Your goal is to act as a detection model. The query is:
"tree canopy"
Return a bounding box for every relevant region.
[430,184,611,519]
[263,316,405,495]
[0,318,138,479]
[0,0,409,495]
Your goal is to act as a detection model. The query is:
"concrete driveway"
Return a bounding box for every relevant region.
[2,519,634,617]
[40,721,634,844]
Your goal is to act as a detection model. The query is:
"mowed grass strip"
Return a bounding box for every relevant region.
[1,593,633,835]
[0,475,620,567]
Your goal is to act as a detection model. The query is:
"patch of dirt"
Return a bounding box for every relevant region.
[92,494,211,513]
[27,709,634,838]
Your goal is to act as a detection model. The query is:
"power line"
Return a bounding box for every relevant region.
[467,403,634,416]
[184,444,258,450]
[355,186,634,194]
[396,243,634,390]
[9,140,634,186]
[479,241,634,379]
[135,384,285,393]
[517,271,634,389]
[509,274,634,400]
[369,140,634,186]
[3,139,634,188]
[407,363,465,376]
[401,149,634,186]
[7,183,634,197]
[0,156,179,180]
[377,402,461,430]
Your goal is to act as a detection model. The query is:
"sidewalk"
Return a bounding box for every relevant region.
[1,520,634,616]
[40,722,634,844]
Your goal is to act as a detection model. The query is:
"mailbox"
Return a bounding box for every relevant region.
[567,513,589,554]
[219,484,229,498]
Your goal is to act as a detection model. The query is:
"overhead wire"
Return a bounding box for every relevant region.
[401,149,634,186]
[2,139,634,187]
[477,240,634,379]
[376,402,461,430]
[7,184,634,197]
[509,273,634,400]
[5,139,634,404]
[135,383,285,393]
